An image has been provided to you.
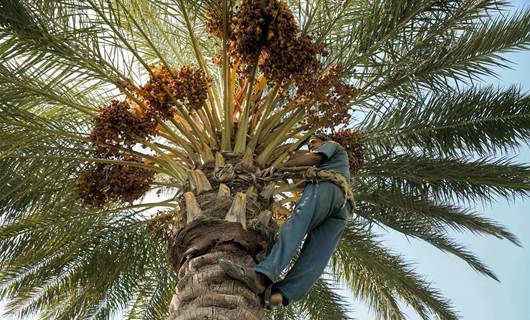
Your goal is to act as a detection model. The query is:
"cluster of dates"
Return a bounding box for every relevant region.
[329,128,365,174]
[206,0,323,83]
[77,156,156,207]
[207,0,359,131]
[78,100,157,207]
[78,65,209,207]
[139,65,209,119]
[297,65,360,130]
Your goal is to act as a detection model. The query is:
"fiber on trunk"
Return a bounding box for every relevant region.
[168,228,272,320]
[166,153,278,319]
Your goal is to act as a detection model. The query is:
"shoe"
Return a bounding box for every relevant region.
[263,285,272,309]
[219,259,265,295]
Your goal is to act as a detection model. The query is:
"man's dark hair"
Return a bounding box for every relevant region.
[311,133,331,141]
[295,133,332,151]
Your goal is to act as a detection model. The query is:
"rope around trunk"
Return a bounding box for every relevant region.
[260,166,355,210]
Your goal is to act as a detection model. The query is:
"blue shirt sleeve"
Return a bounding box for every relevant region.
[313,141,338,162]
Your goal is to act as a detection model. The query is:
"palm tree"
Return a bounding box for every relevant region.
[1,0,529,319]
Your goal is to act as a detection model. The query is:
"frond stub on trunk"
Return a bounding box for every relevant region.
[225,192,247,229]
[257,210,272,227]
[188,169,213,193]
[218,183,231,198]
[246,185,258,202]
[259,182,276,200]
[201,142,215,163]
[184,192,202,223]
[239,146,254,170]
[215,152,226,168]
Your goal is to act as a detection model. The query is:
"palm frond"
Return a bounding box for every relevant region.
[332,222,459,320]
[0,107,90,220]
[296,277,354,320]
[353,201,499,280]
[0,0,124,85]
[267,303,304,320]
[111,0,194,67]
[359,154,530,203]
[355,186,520,246]
[0,210,173,320]
[123,267,176,320]
[325,0,529,103]
[362,86,530,158]
[364,6,530,97]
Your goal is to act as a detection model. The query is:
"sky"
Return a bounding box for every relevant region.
[2,1,529,319]
[350,1,530,319]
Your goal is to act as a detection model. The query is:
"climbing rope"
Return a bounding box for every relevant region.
[211,163,355,210]
[272,166,355,211]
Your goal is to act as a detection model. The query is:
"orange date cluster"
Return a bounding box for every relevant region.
[206,0,324,83]
[330,128,365,174]
[140,65,209,119]
[77,156,155,208]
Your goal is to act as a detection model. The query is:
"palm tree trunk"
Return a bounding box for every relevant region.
[166,160,277,320]
[168,229,266,320]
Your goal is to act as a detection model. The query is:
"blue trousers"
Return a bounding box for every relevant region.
[255,181,349,305]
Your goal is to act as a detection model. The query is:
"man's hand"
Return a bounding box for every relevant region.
[259,165,276,178]
[259,152,324,178]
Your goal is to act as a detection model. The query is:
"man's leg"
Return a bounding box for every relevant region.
[273,205,348,305]
[255,183,334,283]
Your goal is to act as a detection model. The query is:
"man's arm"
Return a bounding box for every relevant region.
[276,152,323,169]
[259,152,324,177]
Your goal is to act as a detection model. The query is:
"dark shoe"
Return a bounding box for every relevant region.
[263,285,273,309]
[219,259,265,295]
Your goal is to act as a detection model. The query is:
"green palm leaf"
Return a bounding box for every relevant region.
[360,154,530,203]
[332,223,458,320]
[362,86,530,157]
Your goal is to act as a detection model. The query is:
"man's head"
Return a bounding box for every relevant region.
[307,134,330,151]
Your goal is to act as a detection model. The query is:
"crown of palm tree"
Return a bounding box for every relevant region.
[1,0,529,319]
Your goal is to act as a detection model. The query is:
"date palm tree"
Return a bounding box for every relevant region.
[1,0,529,319]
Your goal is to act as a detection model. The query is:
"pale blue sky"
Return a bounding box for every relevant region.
[351,1,530,319]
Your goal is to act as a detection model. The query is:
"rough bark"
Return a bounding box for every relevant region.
[166,154,278,320]
[168,220,274,320]
[169,245,265,319]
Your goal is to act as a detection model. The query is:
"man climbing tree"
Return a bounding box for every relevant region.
[220,133,353,308]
